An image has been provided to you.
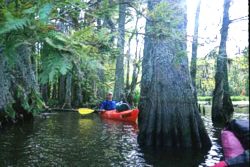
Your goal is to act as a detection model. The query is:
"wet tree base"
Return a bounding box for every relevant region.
[0,111,33,130]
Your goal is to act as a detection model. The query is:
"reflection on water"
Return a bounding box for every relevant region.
[0,107,248,167]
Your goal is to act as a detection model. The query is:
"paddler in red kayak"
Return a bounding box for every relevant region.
[99,92,116,112]
[98,92,131,113]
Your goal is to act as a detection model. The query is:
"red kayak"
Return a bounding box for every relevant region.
[211,119,249,167]
[221,130,244,160]
[99,108,139,122]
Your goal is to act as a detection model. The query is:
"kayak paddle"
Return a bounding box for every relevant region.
[78,108,95,115]
[44,107,96,115]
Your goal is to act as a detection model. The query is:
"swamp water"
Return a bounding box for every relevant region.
[0,106,248,167]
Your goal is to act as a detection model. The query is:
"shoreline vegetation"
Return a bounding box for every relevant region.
[198,96,249,109]
[198,96,249,102]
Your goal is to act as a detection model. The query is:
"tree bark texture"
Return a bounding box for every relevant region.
[138,0,211,149]
[190,0,201,105]
[0,54,13,109]
[212,0,234,124]
[15,45,39,92]
[113,0,126,101]
[0,44,39,121]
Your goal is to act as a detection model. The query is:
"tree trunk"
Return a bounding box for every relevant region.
[190,0,201,105]
[41,83,49,103]
[74,70,83,107]
[125,14,140,106]
[64,72,72,108]
[97,67,106,99]
[52,81,57,100]
[13,44,39,121]
[126,51,131,91]
[212,0,234,124]
[58,75,66,105]
[113,0,126,101]
[16,44,39,92]
[0,53,13,110]
[129,58,140,106]
[138,0,211,149]
[128,32,141,106]
[96,0,102,30]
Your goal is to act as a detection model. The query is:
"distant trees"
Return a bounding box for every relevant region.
[195,49,249,97]
[138,0,211,148]
[228,48,249,96]
[212,0,234,124]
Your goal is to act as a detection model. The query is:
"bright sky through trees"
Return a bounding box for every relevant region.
[187,0,248,59]
[126,0,248,60]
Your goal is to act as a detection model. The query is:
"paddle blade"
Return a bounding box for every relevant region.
[78,108,95,115]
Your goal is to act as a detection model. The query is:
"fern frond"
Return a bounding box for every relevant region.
[0,10,30,35]
[39,54,72,84]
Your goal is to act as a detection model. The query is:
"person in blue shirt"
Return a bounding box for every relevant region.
[99,92,116,112]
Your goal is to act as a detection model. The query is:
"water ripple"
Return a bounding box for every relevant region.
[0,110,248,167]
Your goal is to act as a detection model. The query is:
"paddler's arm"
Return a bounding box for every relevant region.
[97,101,106,112]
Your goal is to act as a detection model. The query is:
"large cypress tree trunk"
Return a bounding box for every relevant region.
[138,0,211,149]
[190,0,201,105]
[212,0,234,124]
[113,0,126,101]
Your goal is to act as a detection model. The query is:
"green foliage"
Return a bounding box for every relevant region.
[0,0,118,118]
[228,47,249,96]
[0,10,30,35]
[133,90,140,107]
[196,58,216,96]
[198,96,212,101]
[4,104,16,118]
[198,96,249,101]
[16,85,44,114]
[39,54,72,84]
[231,96,249,101]
[148,2,185,40]
[196,48,249,97]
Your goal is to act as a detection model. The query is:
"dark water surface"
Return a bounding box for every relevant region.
[0,107,248,167]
